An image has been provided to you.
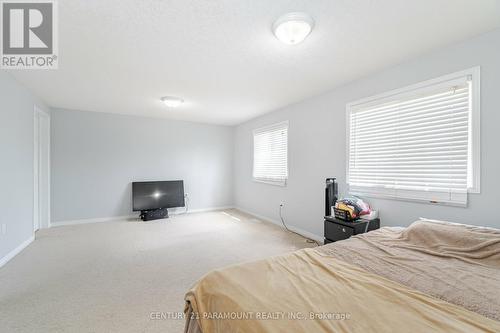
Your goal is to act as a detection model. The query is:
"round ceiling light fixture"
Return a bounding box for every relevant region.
[272,12,314,45]
[161,96,184,108]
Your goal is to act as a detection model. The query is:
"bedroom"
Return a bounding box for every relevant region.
[0,1,499,332]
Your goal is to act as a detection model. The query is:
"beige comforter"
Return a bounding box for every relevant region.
[318,219,500,321]
[184,220,500,333]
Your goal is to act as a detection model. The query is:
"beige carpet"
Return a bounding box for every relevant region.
[0,209,315,333]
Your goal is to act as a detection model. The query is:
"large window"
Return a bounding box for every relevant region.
[347,68,480,206]
[253,121,288,186]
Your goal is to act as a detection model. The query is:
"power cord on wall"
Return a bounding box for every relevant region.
[279,204,320,247]
[184,193,189,214]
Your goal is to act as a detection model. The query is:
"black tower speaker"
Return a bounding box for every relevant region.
[325,178,338,216]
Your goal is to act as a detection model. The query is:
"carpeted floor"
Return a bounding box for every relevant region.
[0,209,314,333]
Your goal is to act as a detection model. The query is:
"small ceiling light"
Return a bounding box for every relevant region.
[161,96,184,108]
[273,12,314,45]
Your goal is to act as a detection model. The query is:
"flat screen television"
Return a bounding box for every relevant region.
[132,180,185,211]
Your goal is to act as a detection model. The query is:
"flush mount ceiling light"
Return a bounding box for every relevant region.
[161,96,184,108]
[272,12,314,45]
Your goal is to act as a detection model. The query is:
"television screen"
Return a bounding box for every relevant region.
[132,180,185,211]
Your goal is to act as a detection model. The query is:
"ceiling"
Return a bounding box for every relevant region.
[9,0,500,125]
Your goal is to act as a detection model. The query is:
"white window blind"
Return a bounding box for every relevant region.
[253,121,288,186]
[347,68,480,206]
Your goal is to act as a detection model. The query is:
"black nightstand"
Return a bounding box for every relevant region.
[324,216,380,244]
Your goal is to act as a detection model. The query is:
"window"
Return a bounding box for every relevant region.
[347,68,480,206]
[253,121,288,186]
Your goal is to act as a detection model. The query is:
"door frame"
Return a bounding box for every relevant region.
[34,106,51,231]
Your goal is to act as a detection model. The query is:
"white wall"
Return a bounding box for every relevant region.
[234,28,500,238]
[5,28,500,246]
[51,109,233,222]
[0,72,49,261]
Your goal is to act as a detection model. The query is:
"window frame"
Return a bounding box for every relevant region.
[252,120,289,187]
[346,67,480,205]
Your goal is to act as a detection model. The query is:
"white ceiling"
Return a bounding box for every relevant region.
[9,0,500,125]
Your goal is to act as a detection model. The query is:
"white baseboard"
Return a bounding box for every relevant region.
[234,207,323,243]
[0,235,35,269]
[51,206,235,227]
[51,215,137,227]
[170,205,234,215]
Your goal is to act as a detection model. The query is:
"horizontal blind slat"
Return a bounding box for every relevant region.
[351,92,468,123]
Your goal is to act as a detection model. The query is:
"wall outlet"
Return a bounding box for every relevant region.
[1,223,6,235]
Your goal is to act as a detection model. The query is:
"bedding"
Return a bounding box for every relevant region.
[318,219,500,321]
[184,219,500,333]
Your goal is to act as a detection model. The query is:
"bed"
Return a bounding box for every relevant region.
[184,219,500,332]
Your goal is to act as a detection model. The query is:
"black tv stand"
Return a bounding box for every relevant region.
[140,208,169,221]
